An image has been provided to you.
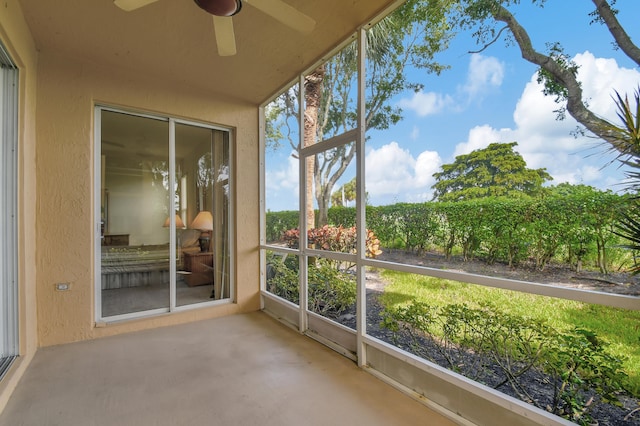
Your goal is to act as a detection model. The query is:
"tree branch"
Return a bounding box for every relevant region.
[491,3,633,156]
[592,0,640,66]
[468,25,509,54]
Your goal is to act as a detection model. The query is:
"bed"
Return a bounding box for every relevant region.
[101,230,202,290]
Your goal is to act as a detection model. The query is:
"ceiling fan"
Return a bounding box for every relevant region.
[114,0,316,56]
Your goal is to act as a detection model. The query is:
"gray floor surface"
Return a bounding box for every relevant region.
[0,312,457,426]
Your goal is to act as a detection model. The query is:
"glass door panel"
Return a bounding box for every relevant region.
[175,123,230,306]
[0,47,19,376]
[100,110,170,317]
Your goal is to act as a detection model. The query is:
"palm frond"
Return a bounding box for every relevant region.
[613,205,640,274]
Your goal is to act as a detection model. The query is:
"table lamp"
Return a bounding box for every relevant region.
[190,211,213,252]
[163,214,185,229]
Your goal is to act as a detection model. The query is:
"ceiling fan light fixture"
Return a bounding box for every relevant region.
[194,0,242,16]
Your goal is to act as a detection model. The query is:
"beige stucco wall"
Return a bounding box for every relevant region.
[0,0,260,411]
[35,52,260,346]
[0,0,39,412]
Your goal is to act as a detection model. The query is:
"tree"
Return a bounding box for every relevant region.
[331,177,357,207]
[268,0,456,227]
[547,183,625,273]
[304,66,325,229]
[454,0,640,162]
[432,142,552,201]
[330,177,370,207]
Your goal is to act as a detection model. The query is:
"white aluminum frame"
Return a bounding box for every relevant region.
[258,1,640,423]
[0,42,19,379]
[94,106,235,323]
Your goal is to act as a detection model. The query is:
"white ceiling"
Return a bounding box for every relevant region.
[19,0,395,104]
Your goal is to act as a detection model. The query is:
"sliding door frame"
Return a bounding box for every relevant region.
[0,41,19,379]
[94,105,234,322]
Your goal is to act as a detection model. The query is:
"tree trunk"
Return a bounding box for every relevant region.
[303,66,326,230]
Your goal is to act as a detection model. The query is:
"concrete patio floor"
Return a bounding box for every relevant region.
[0,312,457,425]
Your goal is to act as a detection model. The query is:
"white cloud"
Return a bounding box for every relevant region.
[398,54,504,118]
[461,54,505,98]
[415,150,442,187]
[453,125,515,158]
[265,154,299,210]
[452,51,639,190]
[552,164,604,186]
[572,52,640,118]
[365,142,442,204]
[398,91,453,117]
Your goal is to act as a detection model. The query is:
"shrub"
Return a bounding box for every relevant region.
[283,225,382,259]
[265,210,299,243]
[266,252,356,318]
[381,301,628,425]
[307,260,356,316]
[266,252,299,303]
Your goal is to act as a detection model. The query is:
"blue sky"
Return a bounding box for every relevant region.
[266,0,640,211]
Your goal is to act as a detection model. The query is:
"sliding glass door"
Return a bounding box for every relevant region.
[96,107,231,320]
[0,42,18,378]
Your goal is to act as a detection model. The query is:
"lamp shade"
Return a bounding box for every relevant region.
[190,211,213,231]
[163,214,185,229]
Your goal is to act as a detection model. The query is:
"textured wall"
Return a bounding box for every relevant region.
[35,52,260,346]
[0,0,39,413]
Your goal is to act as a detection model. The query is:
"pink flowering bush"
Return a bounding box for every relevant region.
[283,225,382,258]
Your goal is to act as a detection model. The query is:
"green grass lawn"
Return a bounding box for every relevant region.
[378,269,640,395]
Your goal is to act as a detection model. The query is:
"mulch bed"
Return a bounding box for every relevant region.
[376,248,640,296]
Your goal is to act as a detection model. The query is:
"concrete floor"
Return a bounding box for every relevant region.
[0,312,457,426]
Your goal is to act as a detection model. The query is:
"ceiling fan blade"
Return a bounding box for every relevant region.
[213,16,237,56]
[245,0,315,34]
[114,0,159,12]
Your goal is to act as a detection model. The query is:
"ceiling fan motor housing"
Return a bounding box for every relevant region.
[194,0,242,16]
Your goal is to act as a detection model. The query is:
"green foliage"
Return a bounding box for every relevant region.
[610,88,640,273]
[536,42,580,112]
[474,198,530,266]
[307,261,356,316]
[379,270,640,397]
[613,202,640,274]
[611,88,640,163]
[269,225,379,317]
[381,300,629,424]
[330,177,367,207]
[432,142,552,202]
[266,252,299,303]
[264,87,300,152]
[545,328,627,424]
[327,206,356,228]
[265,252,355,318]
[364,205,408,250]
[265,210,299,243]
[265,185,632,272]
